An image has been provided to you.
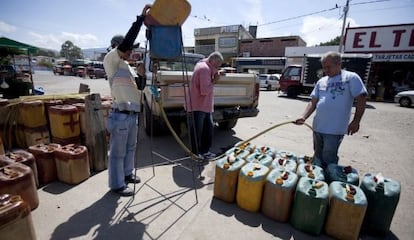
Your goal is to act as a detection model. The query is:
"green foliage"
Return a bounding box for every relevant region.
[38,58,54,69]
[318,36,341,46]
[37,48,57,57]
[59,41,83,60]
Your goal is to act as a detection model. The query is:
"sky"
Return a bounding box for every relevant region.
[0,0,413,51]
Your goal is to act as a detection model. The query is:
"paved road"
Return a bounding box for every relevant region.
[29,71,414,239]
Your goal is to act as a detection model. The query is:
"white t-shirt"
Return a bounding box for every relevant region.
[310,70,367,135]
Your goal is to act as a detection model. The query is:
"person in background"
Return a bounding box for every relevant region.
[185,51,224,161]
[294,51,367,169]
[103,4,151,197]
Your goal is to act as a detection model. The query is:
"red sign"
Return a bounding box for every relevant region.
[344,24,414,53]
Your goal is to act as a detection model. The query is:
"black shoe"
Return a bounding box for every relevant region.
[125,174,141,184]
[111,186,134,197]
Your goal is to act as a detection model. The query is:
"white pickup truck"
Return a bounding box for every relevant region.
[142,53,260,135]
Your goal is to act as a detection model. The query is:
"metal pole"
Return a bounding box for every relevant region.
[339,0,350,53]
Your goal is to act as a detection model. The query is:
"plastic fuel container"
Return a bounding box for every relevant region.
[0,162,39,210]
[297,163,325,181]
[54,144,90,184]
[214,155,246,203]
[261,167,298,222]
[236,163,269,212]
[325,181,367,240]
[0,194,36,240]
[325,163,359,185]
[290,177,329,235]
[360,173,401,236]
[245,152,273,167]
[28,143,61,185]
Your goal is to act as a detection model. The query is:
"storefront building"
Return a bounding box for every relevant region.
[344,23,414,101]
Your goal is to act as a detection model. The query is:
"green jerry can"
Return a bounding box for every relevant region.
[213,155,246,203]
[271,157,297,172]
[290,177,329,235]
[325,181,367,240]
[297,163,325,181]
[261,167,298,222]
[325,163,359,185]
[236,163,269,212]
[360,173,401,236]
[245,152,273,167]
[275,150,297,161]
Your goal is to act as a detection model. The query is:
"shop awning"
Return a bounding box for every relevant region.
[0,37,39,54]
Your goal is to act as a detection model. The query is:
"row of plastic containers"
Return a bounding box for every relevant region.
[0,144,91,211]
[214,142,401,239]
[0,97,112,150]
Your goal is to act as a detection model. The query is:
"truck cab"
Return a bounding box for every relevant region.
[279,54,372,98]
[279,64,303,97]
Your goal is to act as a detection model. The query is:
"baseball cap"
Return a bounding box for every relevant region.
[109,34,140,52]
[110,35,124,49]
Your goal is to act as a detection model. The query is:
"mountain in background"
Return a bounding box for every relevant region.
[82,48,107,60]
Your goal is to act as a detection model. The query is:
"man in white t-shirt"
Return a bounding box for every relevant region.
[295,51,367,169]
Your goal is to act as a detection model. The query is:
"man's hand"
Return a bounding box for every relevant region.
[136,62,145,76]
[142,4,152,16]
[212,72,221,84]
[294,117,306,125]
[348,120,360,135]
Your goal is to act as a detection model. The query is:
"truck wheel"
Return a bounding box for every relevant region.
[287,87,298,98]
[143,100,162,136]
[217,119,238,130]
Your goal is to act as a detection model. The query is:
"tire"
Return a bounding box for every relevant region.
[399,97,412,107]
[267,85,272,91]
[217,119,238,130]
[286,87,298,98]
[143,100,163,136]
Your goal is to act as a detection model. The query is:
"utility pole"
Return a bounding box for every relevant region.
[339,0,350,53]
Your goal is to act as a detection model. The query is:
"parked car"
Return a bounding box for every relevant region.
[394,90,414,107]
[258,74,280,91]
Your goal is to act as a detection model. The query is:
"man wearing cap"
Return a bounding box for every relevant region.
[104,4,151,196]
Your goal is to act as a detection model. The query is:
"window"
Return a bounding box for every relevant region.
[219,37,237,48]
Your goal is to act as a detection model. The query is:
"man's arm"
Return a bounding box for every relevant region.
[295,97,318,124]
[348,94,366,135]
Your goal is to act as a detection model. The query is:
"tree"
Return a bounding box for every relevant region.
[318,36,341,46]
[37,48,57,58]
[60,41,83,60]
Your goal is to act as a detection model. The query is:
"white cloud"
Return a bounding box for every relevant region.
[300,15,358,46]
[0,21,17,33]
[28,31,99,50]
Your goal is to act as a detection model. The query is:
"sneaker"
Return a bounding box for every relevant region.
[125,174,141,184]
[111,186,134,197]
[202,151,216,159]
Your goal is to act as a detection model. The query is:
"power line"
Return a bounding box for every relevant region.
[258,6,340,26]
[350,0,390,6]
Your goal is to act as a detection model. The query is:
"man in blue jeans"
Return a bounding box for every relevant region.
[104,4,151,196]
[295,51,367,169]
[185,52,224,160]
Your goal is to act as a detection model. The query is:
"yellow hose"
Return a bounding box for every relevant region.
[157,99,313,162]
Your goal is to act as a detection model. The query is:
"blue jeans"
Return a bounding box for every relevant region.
[107,112,138,189]
[187,111,213,155]
[313,132,344,169]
